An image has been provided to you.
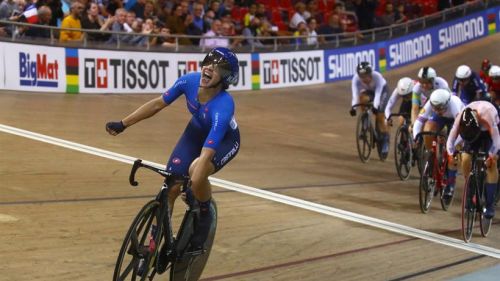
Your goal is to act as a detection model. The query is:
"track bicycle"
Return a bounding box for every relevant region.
[388,113,412,180]
[113,159,217,281]
[417,131,454,213]
[461,151,493,243]
[352,103,387,163]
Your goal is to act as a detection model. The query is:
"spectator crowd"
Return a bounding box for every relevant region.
[0,0,486,48]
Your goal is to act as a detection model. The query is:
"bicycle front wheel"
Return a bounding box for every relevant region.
[113,200,160,281]
[394,125,412,180]
[419,156,435,214]
[462,175,477,243]
[356,113,373,163]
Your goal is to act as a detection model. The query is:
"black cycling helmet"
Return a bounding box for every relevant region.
[356,62,372,76]
[459,107,481,143]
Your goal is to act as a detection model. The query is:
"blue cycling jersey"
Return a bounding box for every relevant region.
[451,71,487,105]
[162,72,237,150]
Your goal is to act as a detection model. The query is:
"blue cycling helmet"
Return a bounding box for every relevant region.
[201,47,239,86]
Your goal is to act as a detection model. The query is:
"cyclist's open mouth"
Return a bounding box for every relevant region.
[201,70,213,84]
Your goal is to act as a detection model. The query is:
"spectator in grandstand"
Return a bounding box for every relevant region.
[124,10,136,32]
[204,8,216,25]
[306,17,319,45]
[290,2,307,31]
[242,3,256,27]
[0,0,25,22]
[106,8,133,44]
[0,0,25,36]
[187,2,210,45]
[334,2,358,32]
[166,4,191,45]
[258,20,278,45]
[394,3,409,23]
[293,21,308,45]
[130,0,146,19]
[352,0,377,30]
[152,25,176,47]
[217,0,235,19]
[200,19,227,48]
[59,1,85,42]
[22,5,52,39]
[105,0,123,16]
[378,2,397,26]
[241,16,263,47]
[81,2,114,41]
[44,0,64,27]
[143,0,158,22]
[255,3,271,24]
[209,0,221,18]
[317,13,344,43]
[304,0,323,25]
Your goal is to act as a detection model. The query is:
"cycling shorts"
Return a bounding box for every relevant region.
[166,119,240,176]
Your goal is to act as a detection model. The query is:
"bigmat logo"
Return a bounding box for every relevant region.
[19,52,59,87]
[84,58,169,89]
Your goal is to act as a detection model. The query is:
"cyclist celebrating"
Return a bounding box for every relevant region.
[413,89,465,201]
[384,77,416,126]
[350,61,391,158]
[106,47,241,251]
[446,101,500,219]
[452,64,488,105]
[411,66,450,124]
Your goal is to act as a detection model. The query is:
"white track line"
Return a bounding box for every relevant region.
[1,123,499,259]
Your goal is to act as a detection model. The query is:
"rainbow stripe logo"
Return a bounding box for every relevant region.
[378,47,386,73]
[65,48,79,94]
[488,13,496,35]
[251,53,260,90]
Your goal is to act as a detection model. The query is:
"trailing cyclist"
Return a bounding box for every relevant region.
[411,66,450,125]
[106,47,241,270]
[384,77,416,127]
[452,64,488,105]
[350,61,391,158]
[413,89,465,202]
[487,65,500,106]
[479,58,492,86]
[446,101,500,219]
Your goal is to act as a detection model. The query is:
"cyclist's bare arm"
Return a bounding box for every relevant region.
[122,96,168,127]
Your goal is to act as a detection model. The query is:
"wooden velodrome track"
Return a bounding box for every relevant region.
[1,34,500,281]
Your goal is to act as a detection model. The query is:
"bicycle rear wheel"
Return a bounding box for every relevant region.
[462,175,477,243]
[394,125,412,180]
[170,200,218,281]
[113,200,160,281]
[419,155,435,213]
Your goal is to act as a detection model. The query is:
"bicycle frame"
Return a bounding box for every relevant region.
[418,132,448,191]
[114,159,216,281]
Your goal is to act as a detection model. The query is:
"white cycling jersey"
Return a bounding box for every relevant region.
[412,95,465,139]
[412,77,450,107]
[351,71,387,110]
[447,101,500,157]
